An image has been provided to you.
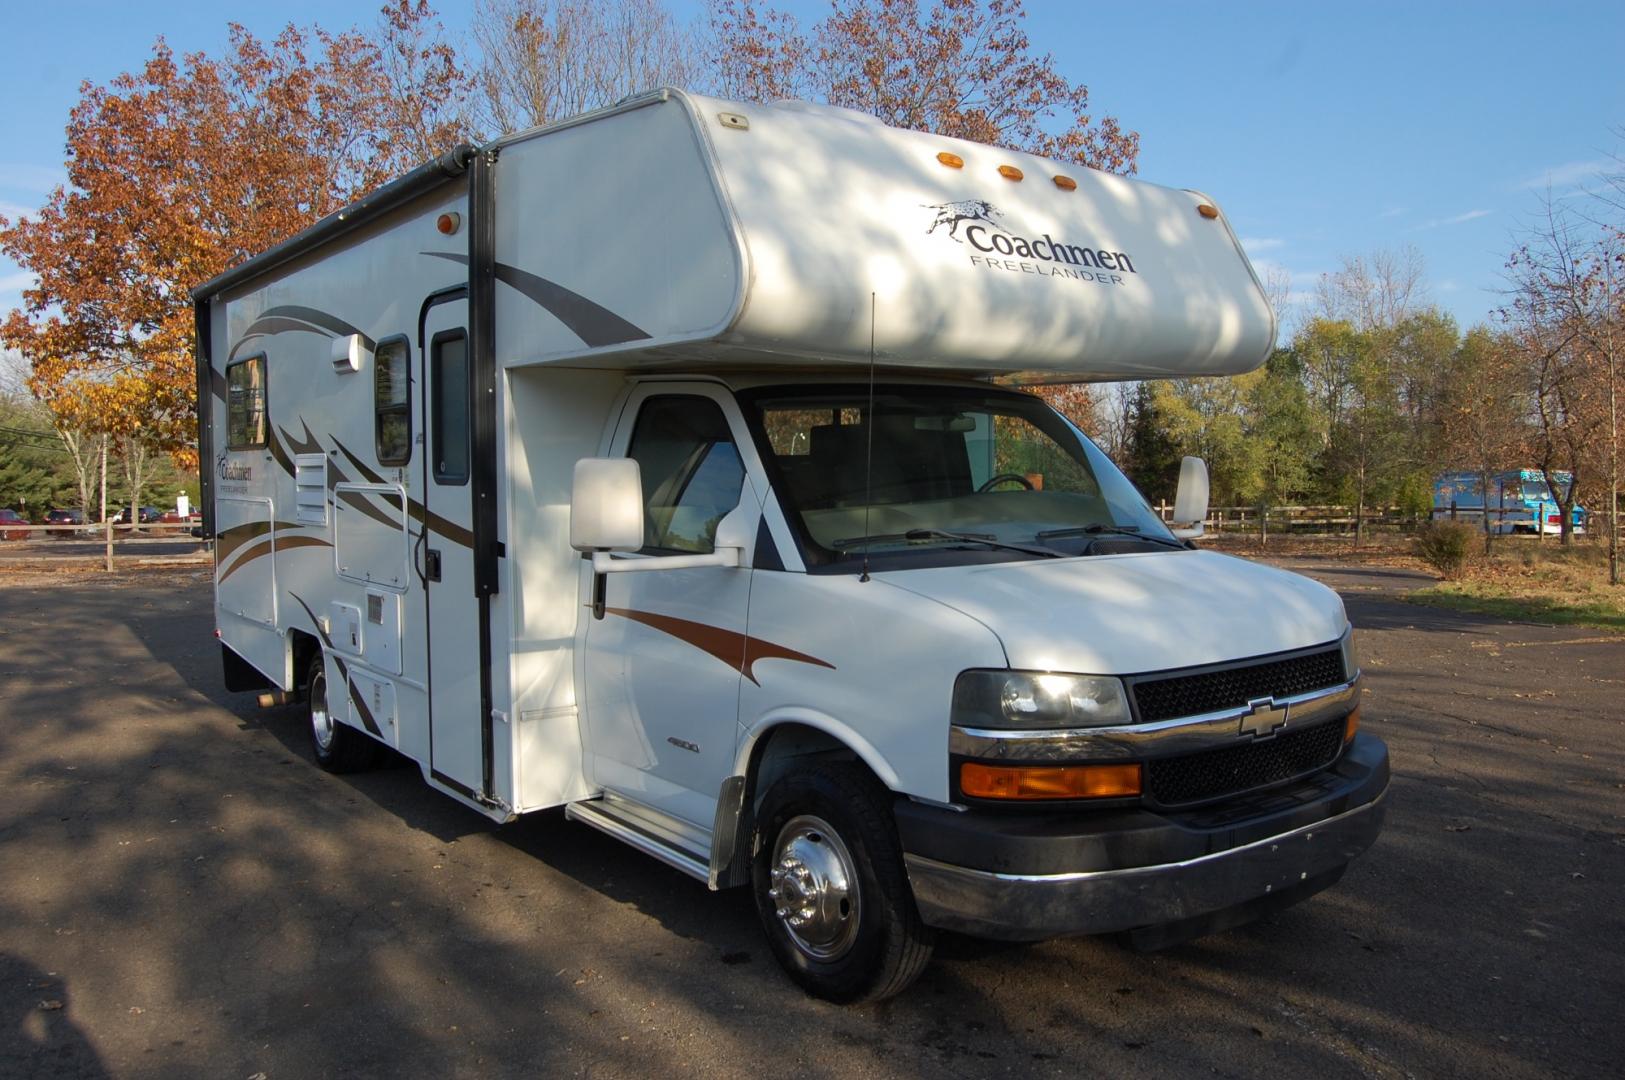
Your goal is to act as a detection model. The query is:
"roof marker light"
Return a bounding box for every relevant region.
[1196,204,1219,219]
[937,151,964,169]
[1053,175,1077,191]
[998,165,1024,182]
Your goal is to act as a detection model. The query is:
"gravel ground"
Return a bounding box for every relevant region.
[0,561,1621,1079]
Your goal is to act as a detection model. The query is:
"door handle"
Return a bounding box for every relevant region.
[425,548,442,582]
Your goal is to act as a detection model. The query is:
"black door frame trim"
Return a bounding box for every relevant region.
[468,148,500,802]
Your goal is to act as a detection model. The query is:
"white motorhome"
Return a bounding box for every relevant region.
[194,90,1387,1002]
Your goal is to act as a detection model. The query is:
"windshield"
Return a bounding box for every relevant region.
[741,384,1180,569]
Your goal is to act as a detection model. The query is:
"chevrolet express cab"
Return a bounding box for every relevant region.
[194,89,1388,1001]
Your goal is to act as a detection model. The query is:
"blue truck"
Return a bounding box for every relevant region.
[1433,470,1586,535]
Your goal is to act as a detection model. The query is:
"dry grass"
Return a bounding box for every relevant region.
[1408,538,1625,631]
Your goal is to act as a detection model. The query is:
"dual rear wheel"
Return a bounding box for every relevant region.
[304,653,383,773]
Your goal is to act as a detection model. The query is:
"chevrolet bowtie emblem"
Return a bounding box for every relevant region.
[1240,696,1289,739]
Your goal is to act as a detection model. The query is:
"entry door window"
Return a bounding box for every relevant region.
[626,397,745,554]
[430,330,469,484]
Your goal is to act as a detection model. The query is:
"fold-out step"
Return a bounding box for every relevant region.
[565,798,710,883]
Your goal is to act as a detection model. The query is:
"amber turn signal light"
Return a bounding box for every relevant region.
[1196,203,1219,219]
[937,151,964,169]
[1344,706,1361,744]
[961,762,1142,800]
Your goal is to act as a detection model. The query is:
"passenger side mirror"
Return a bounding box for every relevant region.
[1170,456,1209,540]
[570,458,645,552]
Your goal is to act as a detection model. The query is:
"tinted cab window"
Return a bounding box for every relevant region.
[626,397,745,554]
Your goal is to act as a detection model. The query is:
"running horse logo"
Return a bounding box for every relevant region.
[923,199,1002,242]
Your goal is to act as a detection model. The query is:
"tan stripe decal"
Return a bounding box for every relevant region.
[217,534,332,583]
[603,608,834,686]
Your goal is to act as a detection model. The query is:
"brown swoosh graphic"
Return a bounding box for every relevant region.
[330,437,474,550]
[603,608,834,686]
[347,676,384,737]
[217,534,333,583]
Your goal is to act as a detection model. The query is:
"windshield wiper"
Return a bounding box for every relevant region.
[834,528,1065,559]
[1037,524,1186,549]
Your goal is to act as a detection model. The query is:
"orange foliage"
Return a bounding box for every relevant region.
[0,3,469,467]
[709,0,1139,175]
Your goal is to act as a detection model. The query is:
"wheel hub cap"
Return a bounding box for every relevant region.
[767,815,860,961]
[310,669,334,751]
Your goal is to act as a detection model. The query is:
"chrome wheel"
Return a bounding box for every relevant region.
[768,814,861,961]
[310,665,335,752]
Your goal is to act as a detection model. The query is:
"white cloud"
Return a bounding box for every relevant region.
[1239,236,1284,252]
[0,271,35,292]
[0,163,66,193]
[0,200,41,223]
[1416,209,1491,230]
[1377,206,1407,219]
[1518,159,1610,191]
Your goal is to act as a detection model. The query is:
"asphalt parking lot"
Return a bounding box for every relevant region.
[1,561,1621,1079]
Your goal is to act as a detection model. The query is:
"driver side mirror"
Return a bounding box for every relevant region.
[1170,456,1209,540]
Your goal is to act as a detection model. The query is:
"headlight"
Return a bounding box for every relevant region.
[952,670,1130,729]
[1340,628,1360,681]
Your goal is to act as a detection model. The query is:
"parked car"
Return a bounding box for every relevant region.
[45,508,89,537]
[112,505,164,525]
[0,509,31,541]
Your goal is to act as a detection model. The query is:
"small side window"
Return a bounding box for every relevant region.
[374,338,411,466]
[626,396,746,554]
[226,354,267,449]
[430,330,469,485]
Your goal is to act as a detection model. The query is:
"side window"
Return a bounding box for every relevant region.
[626,397,746,554]
[226,354,267,449]
[430,330,469,484]
[374,338,411,466]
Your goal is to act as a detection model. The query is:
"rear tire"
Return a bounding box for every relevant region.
[751,762,935,1003]
[305,653,381,773]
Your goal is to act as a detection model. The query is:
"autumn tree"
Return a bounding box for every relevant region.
[1313,246,1429,332]
[1439,327,1529,554]
[1119,382,1182,504]
[1246,349,1319,514]
[0,6,471,471]
[708,0,1139,174]
[1503,196,1611,548]
[471,0,696,134]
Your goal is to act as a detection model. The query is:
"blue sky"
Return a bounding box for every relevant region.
[2,1,1622,336]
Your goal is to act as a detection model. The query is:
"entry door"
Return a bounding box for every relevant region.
[582,386,758,830]
[420,304,483,794]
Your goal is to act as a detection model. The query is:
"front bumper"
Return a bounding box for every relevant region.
[899,733,1389,941]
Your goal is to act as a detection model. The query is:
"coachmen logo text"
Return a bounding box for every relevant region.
[923,200,1136,286]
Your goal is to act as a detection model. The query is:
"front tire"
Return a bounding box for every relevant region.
[751,762,935,1003]
[305,653,381,773]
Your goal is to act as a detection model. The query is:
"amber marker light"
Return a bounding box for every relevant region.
[1053,175,1077,191]
[961,762,1142,801]
[1196,204,1220,219]
[1344,706,1361,744]
[437,212,462,235]
[937,151,964,168]
[998,165,1025,182]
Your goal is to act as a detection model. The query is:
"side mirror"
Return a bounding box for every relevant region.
[570,458,644,552]
[1171,456,1209,540]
